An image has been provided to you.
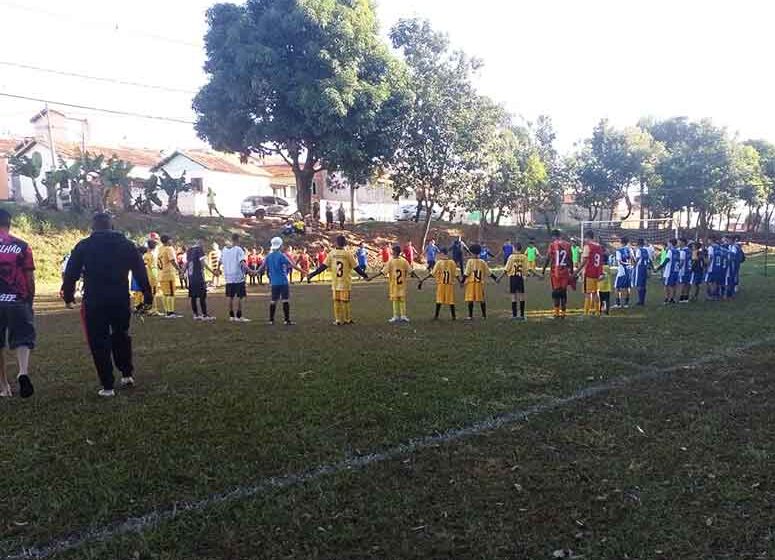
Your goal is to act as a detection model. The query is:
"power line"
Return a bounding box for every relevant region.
[0,0,202,49]
[0,61,199,95]
[0,92,196,125]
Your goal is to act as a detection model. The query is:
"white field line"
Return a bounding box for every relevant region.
[3,335,774,560]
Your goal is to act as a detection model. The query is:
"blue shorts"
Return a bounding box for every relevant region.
[270,284,290,301]
[690,271,704,285]
[615,271,631,290]
[680,271,692,285]
[705,269,722,284]
[663,273,679,287]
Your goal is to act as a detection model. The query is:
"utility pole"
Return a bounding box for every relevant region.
[44,103,60,209]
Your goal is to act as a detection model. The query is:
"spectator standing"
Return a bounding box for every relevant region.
[502,239,514,265]
[380,243,391,265]
[312,200,321,224]
[356,242,369,271]
[207,187,222,217]
[403,241,416,267]
[425,239,439,271]
[325,203,334,231]
[315,246,328,282]
[221,234,250,322]
[62,213,152,397]
[0,209,36,399]
[247,248,260,286]
[187,238,216,321]
[451,236,468,275]
[208,243,222,288]
[337,203,346,229]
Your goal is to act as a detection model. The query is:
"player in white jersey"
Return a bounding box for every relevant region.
[612,237,634,308]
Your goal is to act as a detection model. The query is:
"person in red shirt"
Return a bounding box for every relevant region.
[0,209,36,398]
[284,245,297,283]
[403,241,416,266]
[247,248,260,286]
[380,243,391,265]
[542,229,573,319]
[297,247,311,281]
[315,247,328,282]
[575,229,605,316]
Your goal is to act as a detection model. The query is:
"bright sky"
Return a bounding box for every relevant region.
[1,0,773,153]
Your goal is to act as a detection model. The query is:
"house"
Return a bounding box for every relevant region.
[0,138,22,200]
[152,150,273,218]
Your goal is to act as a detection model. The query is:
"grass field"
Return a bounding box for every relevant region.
[1,259,774,559]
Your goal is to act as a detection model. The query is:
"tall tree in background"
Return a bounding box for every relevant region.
[8,153,44,206]
[193,0,409,215]
[742,139,775,231]
[388,18,482,248]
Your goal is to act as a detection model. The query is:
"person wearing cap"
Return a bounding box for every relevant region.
[0,209,36,399]
[62,213,153,397]
[257,237,304,325]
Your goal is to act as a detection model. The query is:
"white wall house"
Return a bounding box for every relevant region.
[153,150,273,218]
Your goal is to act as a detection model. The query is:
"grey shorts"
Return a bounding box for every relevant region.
[0,303,36,350]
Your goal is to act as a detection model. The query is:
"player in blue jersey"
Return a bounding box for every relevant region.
[726,235,745,297]
[612,236,634,309]
[656,238,680,304]
[677,238,692,303]
[705,235,724,300]
[720,236,736,300]
[688,241,706,302]
[631,238,652,306]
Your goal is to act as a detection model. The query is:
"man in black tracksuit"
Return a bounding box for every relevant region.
[62,213,152,397]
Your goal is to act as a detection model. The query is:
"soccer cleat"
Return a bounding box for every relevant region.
[465,316,473,321]
[267,320,275,326]
[611,304,621,310]
[120,377,135,388]
[193,315,202,321]
[202,316,216,322]
[98,389,116,398]
[388,317,400,323]
[18,374,34,399]
[229,317,237,322]
[238,317,252,323]
[165,313,183,319]
[400,316,410,323]
[0,382,12,398]
[333,321,343,326]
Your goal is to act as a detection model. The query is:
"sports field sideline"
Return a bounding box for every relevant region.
[1,259,773,559]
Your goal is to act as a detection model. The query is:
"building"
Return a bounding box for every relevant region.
[153,150,273,218]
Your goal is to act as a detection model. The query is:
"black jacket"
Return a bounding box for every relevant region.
[62,230,152,306]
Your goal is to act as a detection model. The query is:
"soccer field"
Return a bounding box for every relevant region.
[2,264,774,559]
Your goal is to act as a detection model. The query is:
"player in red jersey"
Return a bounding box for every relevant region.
[575,229,605,316]
[542,229,574,318]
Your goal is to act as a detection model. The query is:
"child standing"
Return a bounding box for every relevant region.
[369,245,418,323]
[498,242,528,320]
[418,247,458,320]
[461,243,498,320]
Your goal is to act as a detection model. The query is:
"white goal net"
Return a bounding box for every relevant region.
[580,218,679,248]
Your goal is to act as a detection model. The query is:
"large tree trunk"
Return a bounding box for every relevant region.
[294,170,314,216]
[30,179,45,207]
[350,185,356,225]
[420,202,434,256]
[166,191,179,215]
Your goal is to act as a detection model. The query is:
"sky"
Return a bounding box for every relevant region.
[0,0,773,153]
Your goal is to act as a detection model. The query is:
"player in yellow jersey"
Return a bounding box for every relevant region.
[158,235,181,318]
[497,242,528,321]
[418,247,458,320]
[143,238,162,316]
[307,236,368,325]
[368,245,418,323]
[461,243,497,321]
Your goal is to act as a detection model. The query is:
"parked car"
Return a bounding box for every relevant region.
[395,204,442,222]
[241,195,297,219]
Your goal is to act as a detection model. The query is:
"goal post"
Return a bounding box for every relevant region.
[580,218,679,247]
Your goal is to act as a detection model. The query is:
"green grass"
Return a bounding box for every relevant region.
[1,263,773,559]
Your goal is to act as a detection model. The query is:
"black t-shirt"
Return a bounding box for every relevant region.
[186,246,206,286]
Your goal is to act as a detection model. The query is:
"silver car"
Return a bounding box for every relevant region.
[241,195,297,219]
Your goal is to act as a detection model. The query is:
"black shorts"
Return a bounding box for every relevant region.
[0,303,36,350]
[509,275,525,294]
[271,284,290,301]
[225,282,247,299]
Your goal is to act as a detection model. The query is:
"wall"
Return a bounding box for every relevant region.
[0,157,9,200]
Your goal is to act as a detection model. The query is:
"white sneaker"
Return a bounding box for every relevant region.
[400,316,410,323]
[193,315,202,321]
[229,317,237,322]
[98,389,116,397]
[164,313,183,319]
[388,317,400,323]
[238,317,252,323]
[202,316,216,322]
[120,377,135,388]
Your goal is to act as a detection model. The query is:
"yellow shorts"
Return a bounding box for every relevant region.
[583,277,599,294]
[464,283,485,303]
[160,280,176,297]
[333,290,350,302]
[527,261,537,271]
[389,295,406,303]
[436,284,455,305]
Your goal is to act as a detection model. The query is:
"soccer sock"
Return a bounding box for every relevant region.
[166,296,175,314]
[450,305,456,320]
[625,296,630,306]
[468,302,474,318]
[480,302,487,318]
[511,301,518,317]
[344,302,352,323]
[236,308,242,319]
[520,301,526,318]
[332,301,340,323]
[269,303,277,322]
[229,309,235,318]
[190,298,198,315]
[201,297,208,317]
[283,302,290,322]
[615,296,621,307]
[392,300,400,318]
[435,303,441,319]
[583,298,589,315]
[399,300,407,318]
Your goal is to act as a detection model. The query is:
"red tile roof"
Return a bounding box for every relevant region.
[16,139,163,168]
[0,139,23,156]
[152,150,272,177]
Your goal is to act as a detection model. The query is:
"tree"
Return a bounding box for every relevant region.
[193,0,409,215]
[8,153,44,206]
[388,18,483,248]
[531,116,566,230]
[742,139,775,231]
[100,155,135,211]
[145,171,191,215]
